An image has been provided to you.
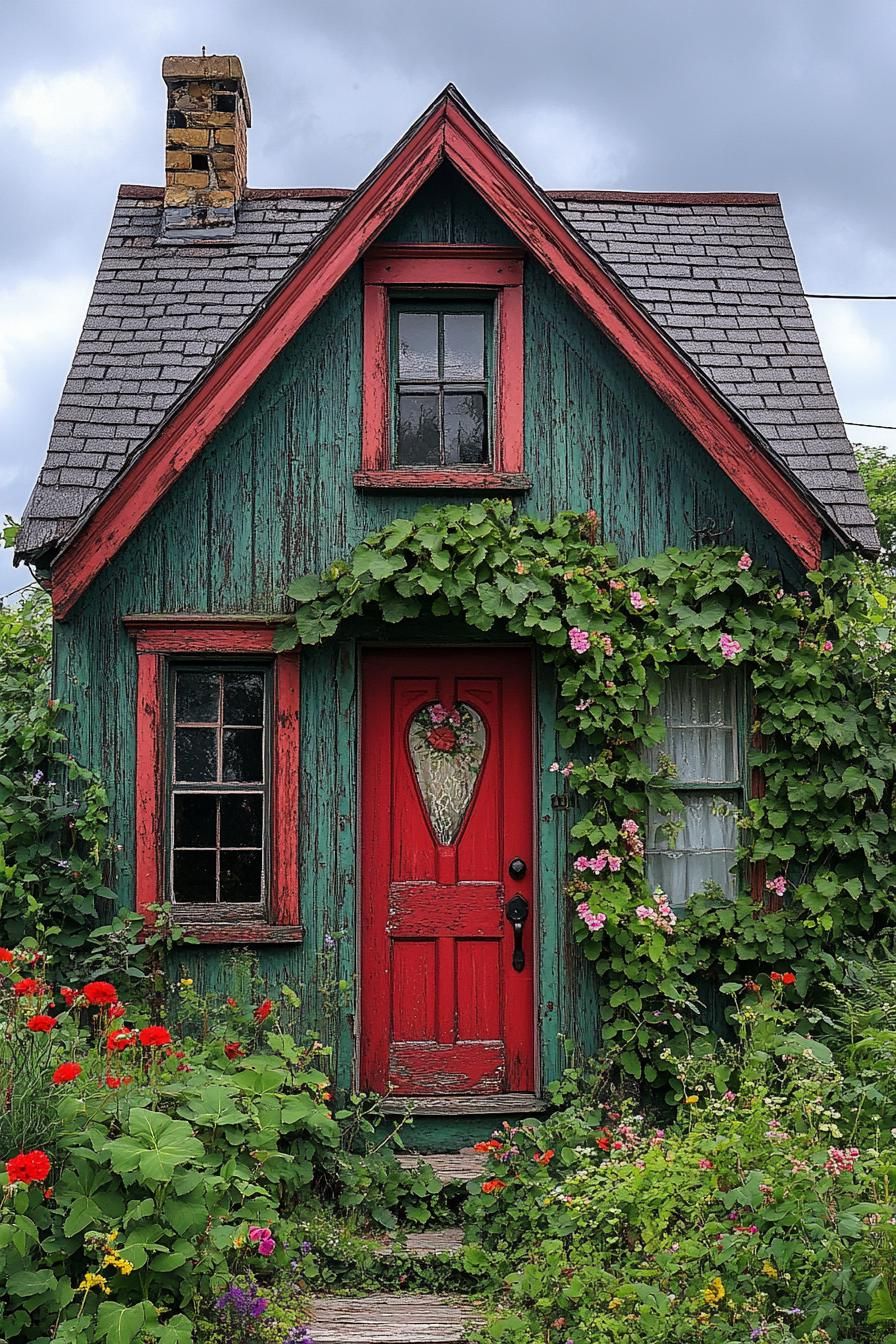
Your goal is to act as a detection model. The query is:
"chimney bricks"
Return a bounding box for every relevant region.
[161,55,251,239]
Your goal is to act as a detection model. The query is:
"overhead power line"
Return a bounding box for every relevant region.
[844,420,896,432]
[805,293,896,300]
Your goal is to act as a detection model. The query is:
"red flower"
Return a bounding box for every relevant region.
[781,972,797,985]
[82,981,118,1006]
[59,986,76,1007]
[226,997,238,1008]
[6,1149,51,1185]
[770,972,783,983]
[52,1062,82,1085]
[108,1002,126,1019]
[223,1041,244,1060]
[105,1074,123,1089]
[473,1139,502,1153]
[12,978,43,998]
[533,1149,555,1165]
[426,726,457,752]
[481,1178,506,1195]
[26,1015,57,1033]
[0,948,13,963]
[138,1026,172,1048]
[254,999,273,1024]
[597,1136,611,1151]
[106,1028,136,1053]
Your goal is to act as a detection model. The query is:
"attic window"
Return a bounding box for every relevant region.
[355,245,529,491]
[393,304,491,467]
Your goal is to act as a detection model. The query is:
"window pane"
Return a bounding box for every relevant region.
[397,393,440,465]
[173,793,217,847]
[221,793,263,847]
[645,669,738,783]
[220,851,263,902]
[175,727,217,782]
[398,312,439,379]
[223,728,263,782]
[173,849,216,903]
[646,794,738,905]
[444,392,487,464]
[443,313,485,380]
[175,671,219,723]
[223,672,264,726]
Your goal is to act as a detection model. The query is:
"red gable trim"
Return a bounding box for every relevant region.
[53,97,822,617]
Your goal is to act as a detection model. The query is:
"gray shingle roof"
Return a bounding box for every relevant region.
[17,184,878,563]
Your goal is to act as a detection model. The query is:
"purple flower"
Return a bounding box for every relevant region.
[300,1240,313,1254]
[324,934,336,950]
[283,1329,314,1344]
[214,1285,269,1318]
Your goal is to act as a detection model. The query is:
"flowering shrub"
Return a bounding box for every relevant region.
[464,987,896,1342]
[0,949,342,1342]
[282,501,896,1089]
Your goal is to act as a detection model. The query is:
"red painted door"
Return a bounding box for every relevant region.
[360,648,535,1096]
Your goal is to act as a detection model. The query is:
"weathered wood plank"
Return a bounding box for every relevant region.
[380,1092,548,1115]
[374,1227,465,1257]
[306,1294,477,1343]
[395,1149,485,1182]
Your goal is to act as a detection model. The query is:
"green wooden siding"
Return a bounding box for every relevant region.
[53,166,805,1099]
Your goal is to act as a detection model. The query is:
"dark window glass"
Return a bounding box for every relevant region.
[397,394,440,466]
[175,728,217,782]
[175,671,219,723]
[223,728,264,782]
[393,303,491,467]
[173,850,216,903]
[220,851,263,902]
[173,793,217,847]
[223,673,264,725]
[169,666,268,907]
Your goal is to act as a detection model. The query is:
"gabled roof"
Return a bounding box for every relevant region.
[17,87,879,612]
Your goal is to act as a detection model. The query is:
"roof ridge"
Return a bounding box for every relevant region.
[117,184,781,206]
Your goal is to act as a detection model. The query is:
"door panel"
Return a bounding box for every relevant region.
[360,648,535,1096]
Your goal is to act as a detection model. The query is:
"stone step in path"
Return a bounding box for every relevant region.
[374,1226,465,1257]
[395,1148,485,1183]
[305,1292,477,1342]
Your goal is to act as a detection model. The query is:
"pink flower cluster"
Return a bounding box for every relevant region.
[765,875,787,898]
[719,632,742,660]
[568,627,590,653]
[249,1225,276,1256]
[737,552,752,571]
[429,703,461,726]
[822,639,834,653]
[576,901,607,933]
[635,888,676,934]
[609,578,625,591]
[574,851,622,875]
[824,1146,860,1177]
[548,761,574,778]
[629,590,646,611]
[620,818,644,857]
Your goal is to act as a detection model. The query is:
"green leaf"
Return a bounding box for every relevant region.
[106,1108,205,1183]
[7,1269,56,1297]
[95,1301,149,1344]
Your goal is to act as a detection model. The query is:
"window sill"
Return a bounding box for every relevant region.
[353,469,531,491]
[173,921,305,945]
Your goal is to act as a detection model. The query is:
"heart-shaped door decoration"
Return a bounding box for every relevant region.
[408,702,487,845]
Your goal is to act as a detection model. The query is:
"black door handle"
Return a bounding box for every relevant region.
[506,893,529,972]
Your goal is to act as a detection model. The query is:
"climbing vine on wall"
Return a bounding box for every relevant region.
[278,500,896,1091]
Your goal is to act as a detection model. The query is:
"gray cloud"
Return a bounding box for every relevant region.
[3,0,895,593]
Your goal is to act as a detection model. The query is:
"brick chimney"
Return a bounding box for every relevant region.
[161,55,251,239]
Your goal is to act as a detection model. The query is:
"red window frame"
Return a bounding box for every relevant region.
[124,617,301,944]
[356,244,529,490]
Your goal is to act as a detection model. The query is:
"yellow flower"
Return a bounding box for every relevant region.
[761,1261,778,1279]
[703,1277,725,1307]
[233,1234,246,1249]
[78,1272,110,1295]
[608,1297,623,1310]
[685,1095,699,1105]
[102,1252,134,1275]
[179,978,193,989]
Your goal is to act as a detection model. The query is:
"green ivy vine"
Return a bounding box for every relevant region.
[277,500,896,1090]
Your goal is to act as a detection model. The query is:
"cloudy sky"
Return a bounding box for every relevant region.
[2,0,895,593]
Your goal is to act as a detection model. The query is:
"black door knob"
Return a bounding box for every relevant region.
[508,857,527,880]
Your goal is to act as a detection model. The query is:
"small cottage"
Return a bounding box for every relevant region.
[16,56,878,1138]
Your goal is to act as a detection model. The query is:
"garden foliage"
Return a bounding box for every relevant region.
[281,501,896,1087]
